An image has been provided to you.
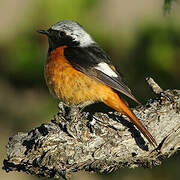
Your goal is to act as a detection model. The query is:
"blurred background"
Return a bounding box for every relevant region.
[0,0,180,180]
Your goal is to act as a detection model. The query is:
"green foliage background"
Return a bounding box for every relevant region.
[0,0,179,180]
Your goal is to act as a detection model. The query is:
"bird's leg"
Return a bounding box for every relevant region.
[65,104,88,139]
[67,101,94,120]
[56,104,79,138]
[58,101,81,121]
[57,101,93,138]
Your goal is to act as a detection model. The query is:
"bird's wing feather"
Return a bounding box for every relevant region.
[64,45,140,104]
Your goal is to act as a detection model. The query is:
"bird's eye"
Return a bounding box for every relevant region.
[59,31,66,37]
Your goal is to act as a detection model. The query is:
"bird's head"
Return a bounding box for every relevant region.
[37,20,95,51]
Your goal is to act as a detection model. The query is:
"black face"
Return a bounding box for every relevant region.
[38,28,80,52]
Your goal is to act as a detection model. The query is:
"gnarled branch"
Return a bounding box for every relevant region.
[3,78,180,179]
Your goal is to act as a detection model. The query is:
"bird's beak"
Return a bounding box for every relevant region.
[37,29,49,36]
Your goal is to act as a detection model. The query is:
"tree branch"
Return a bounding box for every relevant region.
[3,78,180,179]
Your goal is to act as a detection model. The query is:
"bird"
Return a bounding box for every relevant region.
[37,20,157,146]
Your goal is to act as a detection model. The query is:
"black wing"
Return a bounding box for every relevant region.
[64,43,111,68]
[64,44,139,104]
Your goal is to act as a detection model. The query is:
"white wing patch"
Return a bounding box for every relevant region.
[95,62,118,77]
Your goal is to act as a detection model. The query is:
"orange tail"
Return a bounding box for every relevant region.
[104,92,157,147]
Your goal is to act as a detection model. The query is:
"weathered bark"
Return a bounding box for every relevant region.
[3,78,180,179]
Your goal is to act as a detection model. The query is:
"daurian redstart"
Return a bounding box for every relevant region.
[37,20,157,146]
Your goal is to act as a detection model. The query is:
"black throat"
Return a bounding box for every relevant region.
[48,35,80,53]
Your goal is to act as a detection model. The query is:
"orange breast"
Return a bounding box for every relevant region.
[45,46,113,105]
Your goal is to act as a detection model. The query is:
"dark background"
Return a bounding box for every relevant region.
[0,0,179,180]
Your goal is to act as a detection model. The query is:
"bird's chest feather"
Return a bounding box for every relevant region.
[45,46,109,104]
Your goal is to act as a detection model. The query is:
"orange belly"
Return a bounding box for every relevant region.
[45,46,114,105]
